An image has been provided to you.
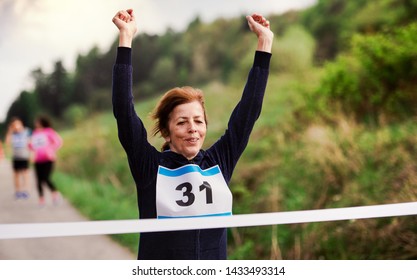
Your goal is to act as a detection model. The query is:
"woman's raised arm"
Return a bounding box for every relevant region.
[112,9,138,48]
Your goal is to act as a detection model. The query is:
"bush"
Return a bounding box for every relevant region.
[63,104,88,126]
[312,23,417,124]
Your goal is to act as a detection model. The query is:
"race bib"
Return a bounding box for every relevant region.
[156,164,232,219]
[31,134,48,149]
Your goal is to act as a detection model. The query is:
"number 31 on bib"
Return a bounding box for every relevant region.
[156,164,233,219]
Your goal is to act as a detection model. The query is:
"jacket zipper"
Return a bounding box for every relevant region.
[196,229,201,260]
[190,158,200,259]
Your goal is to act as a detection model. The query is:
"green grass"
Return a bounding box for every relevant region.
[53,172,139,253]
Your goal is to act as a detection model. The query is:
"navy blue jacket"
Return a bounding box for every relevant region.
[112,47,271,259]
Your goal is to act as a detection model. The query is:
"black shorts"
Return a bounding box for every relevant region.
[13,159,29,171]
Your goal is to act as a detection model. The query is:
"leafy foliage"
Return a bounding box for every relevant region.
[309,23,417,124]
[302,0,417,62]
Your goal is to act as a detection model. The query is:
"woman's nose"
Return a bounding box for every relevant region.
[189,122,197,132]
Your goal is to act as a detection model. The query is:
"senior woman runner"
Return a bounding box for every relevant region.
[112,9,273,260]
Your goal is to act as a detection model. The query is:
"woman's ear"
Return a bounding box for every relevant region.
[162,129,170,143]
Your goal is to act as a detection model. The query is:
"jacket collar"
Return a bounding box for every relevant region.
[163,149,204,164]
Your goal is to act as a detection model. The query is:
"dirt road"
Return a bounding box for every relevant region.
[0,160,135,259]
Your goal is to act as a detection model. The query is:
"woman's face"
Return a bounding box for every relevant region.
[34,120,41,129]
[11,120,23,132]
[165,101,207,160]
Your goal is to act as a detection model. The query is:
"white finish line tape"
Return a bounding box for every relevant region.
[1,202,416,239]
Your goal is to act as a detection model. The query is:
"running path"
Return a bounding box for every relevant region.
[0,159,135,259]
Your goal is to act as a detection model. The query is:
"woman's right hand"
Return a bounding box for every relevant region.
[112,9,137,47]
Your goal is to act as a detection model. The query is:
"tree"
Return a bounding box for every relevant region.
[32,61,71,118]
[5,90,39,129]
[73,46,109,107]
[302,0,417,64]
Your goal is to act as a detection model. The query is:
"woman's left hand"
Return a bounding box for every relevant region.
[246,14,274,53]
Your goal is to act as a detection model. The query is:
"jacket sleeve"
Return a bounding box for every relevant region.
[112,47,158,186]
[207,51,271,182]
[49,129,63,151]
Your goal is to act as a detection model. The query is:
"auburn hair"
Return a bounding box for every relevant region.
[150,86,207,151]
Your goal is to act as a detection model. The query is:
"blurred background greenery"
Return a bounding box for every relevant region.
[1,0,417,259]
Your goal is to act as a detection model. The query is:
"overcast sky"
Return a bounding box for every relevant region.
[0,0,316,122]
